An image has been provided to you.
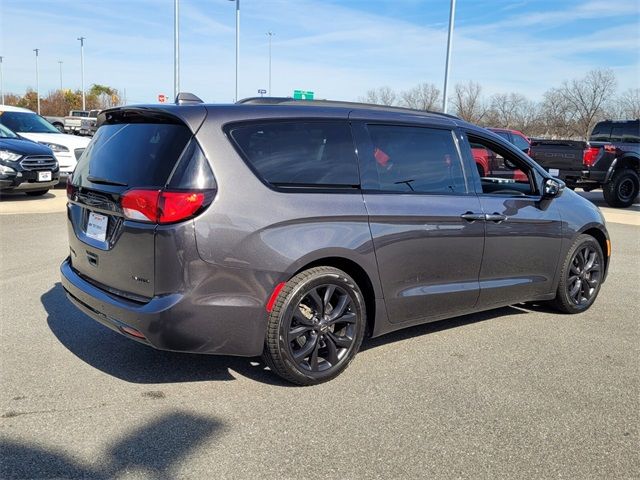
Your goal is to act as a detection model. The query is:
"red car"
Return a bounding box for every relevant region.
[487,128,531,155]
[472,128,530,182]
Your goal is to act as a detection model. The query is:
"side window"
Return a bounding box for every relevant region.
[623,121,640,143]
[468,135,536,196]
[229,121,359,188]
[512,134,530,152]
[494,131,511,142]
[366,125,467,194]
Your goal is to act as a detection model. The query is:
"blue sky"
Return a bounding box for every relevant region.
[1,0,638,104]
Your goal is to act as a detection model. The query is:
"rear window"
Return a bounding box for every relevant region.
[229,121,360,188]
[73,123,192,188]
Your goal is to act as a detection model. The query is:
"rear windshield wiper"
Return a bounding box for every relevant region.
[87,175,128,187]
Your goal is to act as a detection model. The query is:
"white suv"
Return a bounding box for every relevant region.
[0,105,90,181]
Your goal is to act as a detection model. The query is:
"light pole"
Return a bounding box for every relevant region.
[78,36,86,110]
[228,0,240,102]
[174,0,180,99]
[0,56,4,105]
[58,60,63,91]
[34,49,40,114]
[266,31,274,96]
[442,0,456,114]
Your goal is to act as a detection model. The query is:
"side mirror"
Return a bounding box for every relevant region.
[542,177,565,199]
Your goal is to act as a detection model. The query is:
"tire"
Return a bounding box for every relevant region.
[25,189,49,197]
[602,168,639,208]
[549,234,604,314]
[263,266,367,385]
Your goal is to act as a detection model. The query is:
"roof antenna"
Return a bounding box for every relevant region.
[175,92,203,105]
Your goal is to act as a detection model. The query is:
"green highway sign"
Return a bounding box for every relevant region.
[293,90,314,100]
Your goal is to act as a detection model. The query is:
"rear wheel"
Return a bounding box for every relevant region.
[25,189,49,197]
[603,168,639,208]
[263,266,366,385]
[550,234,604,314]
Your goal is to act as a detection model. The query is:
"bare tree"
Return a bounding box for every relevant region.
[359,86,397,106]
[486,92,540,134]
[614,88,640,119]
[557,69,617,140]
[451,81,486,123]
[539,88,576,138]
[400,83,441,111]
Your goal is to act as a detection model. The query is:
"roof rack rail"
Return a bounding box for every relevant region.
[236,96,459,120]
[175,92,204,105]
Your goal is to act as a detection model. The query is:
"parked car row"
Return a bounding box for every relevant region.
[0,105,91,196]
[45,109,101,136]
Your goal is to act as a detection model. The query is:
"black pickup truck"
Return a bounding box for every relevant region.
[530,120,640,208]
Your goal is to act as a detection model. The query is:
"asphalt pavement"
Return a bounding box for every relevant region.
[0,192,638,479]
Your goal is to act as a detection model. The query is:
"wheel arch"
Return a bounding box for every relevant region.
[577,225,610,282]
[290,255,379,337]
[617,154,640,173]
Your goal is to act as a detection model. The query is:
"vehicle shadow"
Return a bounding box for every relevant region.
[361,304,529,352]
[0,410,224,479]
[42,283,291,387]
[44,283,537,386]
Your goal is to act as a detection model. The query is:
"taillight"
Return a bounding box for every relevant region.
[158,191,204,223]
[121,189,160,222]
[121,189,209,224]
[583,147,600,167]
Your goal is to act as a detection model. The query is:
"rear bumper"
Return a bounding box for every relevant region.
[60,257,267,356]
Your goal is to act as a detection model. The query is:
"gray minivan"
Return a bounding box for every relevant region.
[61,96,610,385]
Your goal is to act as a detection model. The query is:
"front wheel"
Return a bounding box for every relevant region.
[263,266,367,385]
[550,235,604,314]
[603,168,639,208]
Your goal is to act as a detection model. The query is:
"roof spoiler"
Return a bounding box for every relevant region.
[175,92,204,105]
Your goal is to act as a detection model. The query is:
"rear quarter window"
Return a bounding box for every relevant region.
[229,121,360,188]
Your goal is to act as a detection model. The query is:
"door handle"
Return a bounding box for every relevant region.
[460,212,486,222]
[485,213,507,223]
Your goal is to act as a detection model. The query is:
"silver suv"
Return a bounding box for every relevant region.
[61,96,610,385]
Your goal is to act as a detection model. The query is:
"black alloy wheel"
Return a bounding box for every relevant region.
[286,284,356,373]
[617,177,635,203]
[263,266,366,385]
[566,244,602,306]
[603,168,639,208]
[551,234,604,313]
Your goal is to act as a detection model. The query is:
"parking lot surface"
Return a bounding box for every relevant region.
[0,192,638,479]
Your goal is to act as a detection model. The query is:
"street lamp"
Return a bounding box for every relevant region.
[442,0,456,114]
[266,31,274,96]
[174,0,180,99]
[33,49,40,114]
[0,56,4,105]
[228,0,240,102]
[78,36,86,110]
[58,60,63,91]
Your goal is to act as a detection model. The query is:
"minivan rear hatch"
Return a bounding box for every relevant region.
[66,107,210,301]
